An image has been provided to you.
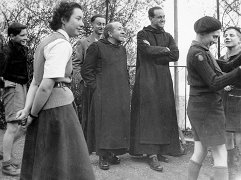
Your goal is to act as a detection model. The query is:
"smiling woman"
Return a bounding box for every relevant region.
[16,2,95,180]
[49,3,84,37]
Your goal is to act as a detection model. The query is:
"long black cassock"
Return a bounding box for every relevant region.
[130,25,181,155]
[81,38,130,155]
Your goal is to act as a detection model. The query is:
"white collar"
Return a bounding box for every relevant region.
[57,29,70,41]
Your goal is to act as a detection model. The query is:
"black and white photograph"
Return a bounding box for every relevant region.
[0,0,241,179]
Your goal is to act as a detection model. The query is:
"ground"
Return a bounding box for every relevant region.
[0,129,238,180]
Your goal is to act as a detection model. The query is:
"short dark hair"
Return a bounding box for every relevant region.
[49,1,82,31]
[8,22,27,37]
[90,14,105,23]
[103,23,114,39]
[148,6,162,18]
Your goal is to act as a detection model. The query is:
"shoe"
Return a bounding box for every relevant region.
[148,155,163,172]
[2,161,20,176]
[99,156,109,170]
[157,155,169,163]
[108,153,120,165]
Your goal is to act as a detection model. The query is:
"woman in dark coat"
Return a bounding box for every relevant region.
[81,22,130,170]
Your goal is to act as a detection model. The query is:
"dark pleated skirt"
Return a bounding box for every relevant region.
[20,104,95,180]
[187,95,226,147]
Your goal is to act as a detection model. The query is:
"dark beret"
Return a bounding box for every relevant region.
[194,16,221,34]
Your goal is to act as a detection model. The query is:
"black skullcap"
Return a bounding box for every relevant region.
[194,16,221,34]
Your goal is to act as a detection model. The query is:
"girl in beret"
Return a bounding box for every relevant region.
[187,16,241,180]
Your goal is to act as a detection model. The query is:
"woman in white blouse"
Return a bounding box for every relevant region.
[16,2,95,180]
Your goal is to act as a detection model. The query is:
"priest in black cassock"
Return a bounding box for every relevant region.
[130,6,181,172]
[81,22,130,171]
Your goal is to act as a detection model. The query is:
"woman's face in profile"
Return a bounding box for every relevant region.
[63,8,84,38]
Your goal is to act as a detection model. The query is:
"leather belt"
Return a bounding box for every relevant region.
[54,82,69,88]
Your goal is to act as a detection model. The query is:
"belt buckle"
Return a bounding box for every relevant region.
[59,82,63,87]
[55,82,63,88]
[55,82,67,91]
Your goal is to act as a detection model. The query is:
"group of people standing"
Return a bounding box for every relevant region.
[0,1,240,180]
[73,6,183,172]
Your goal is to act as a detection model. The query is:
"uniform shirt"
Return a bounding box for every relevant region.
[187,40,241,96]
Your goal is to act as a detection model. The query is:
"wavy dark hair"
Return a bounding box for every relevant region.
[49,1,82,31]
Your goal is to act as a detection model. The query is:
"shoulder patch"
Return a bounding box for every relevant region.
[143,40,150,45]
[195,53,205,61]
